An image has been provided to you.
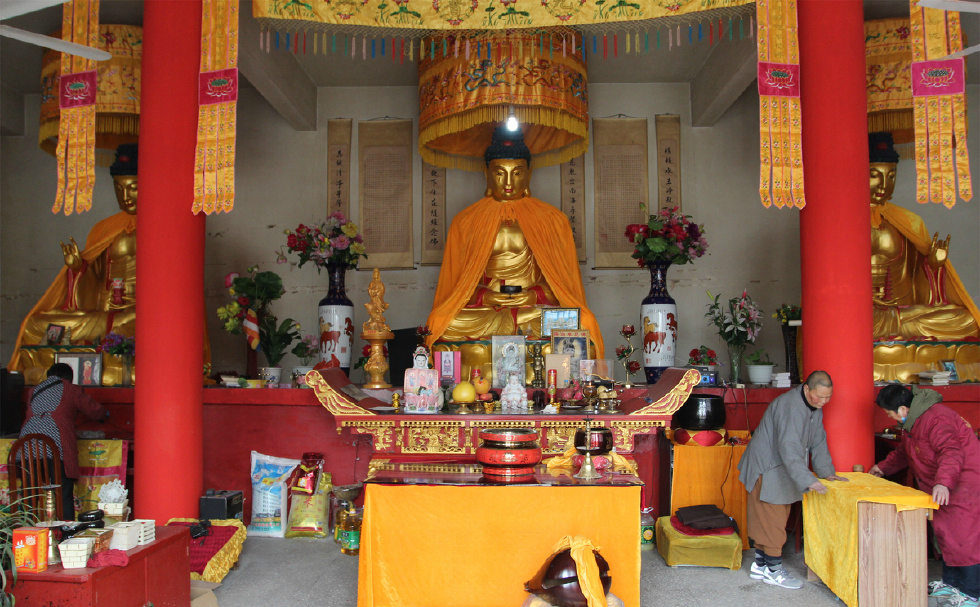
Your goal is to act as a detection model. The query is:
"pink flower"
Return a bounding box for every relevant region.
[330,235,350,250]
[224,272,239,288]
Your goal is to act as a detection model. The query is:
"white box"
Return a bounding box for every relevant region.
[98,500,129,517]
[58,537,94,569]
[108,522,140,550]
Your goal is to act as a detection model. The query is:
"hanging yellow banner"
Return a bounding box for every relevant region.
[253,0,754,32]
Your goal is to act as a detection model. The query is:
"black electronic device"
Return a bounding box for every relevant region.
[199,489,244,520]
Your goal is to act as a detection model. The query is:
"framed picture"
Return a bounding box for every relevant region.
[45,324,65,345]
[540,307,580,337]
[491,335,526,388]
[940,360,960,381]
[55,352,102,386]
[551,330,589,381]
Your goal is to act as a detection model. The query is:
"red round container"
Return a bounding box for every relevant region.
[477,429,542,479]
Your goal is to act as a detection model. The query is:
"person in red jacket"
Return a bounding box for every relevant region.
[19,362,107,520]
[871,384,980,607]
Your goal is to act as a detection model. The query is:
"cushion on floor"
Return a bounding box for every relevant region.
[655,516,741,570]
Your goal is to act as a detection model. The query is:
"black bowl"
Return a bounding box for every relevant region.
[500,285,523,294]
[673,393,726,431]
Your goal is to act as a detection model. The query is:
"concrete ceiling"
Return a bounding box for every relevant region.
[2,0,977,134]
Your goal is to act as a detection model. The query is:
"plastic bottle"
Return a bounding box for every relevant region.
[640,507,656,551]
[334,503,349,544]
[339,504,361,556]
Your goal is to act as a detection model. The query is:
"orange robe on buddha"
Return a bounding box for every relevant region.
[426,195,604,357]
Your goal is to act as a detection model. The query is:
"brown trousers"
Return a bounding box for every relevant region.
[746,476,792,557]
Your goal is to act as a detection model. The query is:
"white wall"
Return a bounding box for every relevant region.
[2,84,978,381]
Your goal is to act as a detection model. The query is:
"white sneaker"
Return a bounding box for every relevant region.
[930,581,956,597]
[941,590,979,607]
[762,566,804,590]
[750,562,766,579]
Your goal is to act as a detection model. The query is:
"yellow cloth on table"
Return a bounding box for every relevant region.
[670,430,750,549]
[168,518,246,583]
[358,484,641,607]
[544,442,638,476]
[803,472,937,607]
[654,516,742,570]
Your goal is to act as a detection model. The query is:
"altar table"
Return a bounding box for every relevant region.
[802,472,937,607]
[358,462,642,607]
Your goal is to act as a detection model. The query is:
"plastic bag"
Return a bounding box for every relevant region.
[285,467,333,538]
[247,451,300,538]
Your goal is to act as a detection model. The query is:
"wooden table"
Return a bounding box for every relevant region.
[802,473,937,607]
[10,526,191,607]
[358,462,642,607]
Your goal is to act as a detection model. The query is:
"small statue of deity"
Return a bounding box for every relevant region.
[530,344,545,389]
[362,268,391,334]
[500,373,527,411]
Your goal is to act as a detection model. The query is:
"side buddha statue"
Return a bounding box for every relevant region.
[8,144,210,384]
[426,126,604,379]
[868,132,979,380]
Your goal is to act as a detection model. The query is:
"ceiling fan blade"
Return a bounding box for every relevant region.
[916,0,980,12]
[0,25,111,60]
[0,0,67,21]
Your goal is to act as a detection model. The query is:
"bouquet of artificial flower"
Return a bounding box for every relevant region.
[705,290,764,349]
[216,267,298,367]
[291,334,320,366]
[772,303,802,324]
[688,345,719,366]
[282,212,367,271]
[101,332,135,357]
[625,206,708,267]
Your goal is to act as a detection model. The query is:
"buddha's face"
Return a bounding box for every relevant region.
[869,162,897,207]
[113,175,138,214]
[486,158,531,201]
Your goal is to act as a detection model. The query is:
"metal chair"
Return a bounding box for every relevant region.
[7,433,63,520]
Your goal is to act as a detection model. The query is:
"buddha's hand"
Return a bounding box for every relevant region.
[60,237,83,271]
[927,232,950,270]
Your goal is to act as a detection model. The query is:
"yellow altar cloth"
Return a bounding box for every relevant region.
[0,438,129,514]
[670,431,750,549]
[358,483,640,607]
[803,472,937,607]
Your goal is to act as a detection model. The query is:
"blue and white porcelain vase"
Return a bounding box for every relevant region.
[640,260,676,384]
[318,263,355,376]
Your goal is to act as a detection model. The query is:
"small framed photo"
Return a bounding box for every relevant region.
[940,360,959,382]
[491,335,526,388]
[551,330,589,381]
[540,307,580,337]
[54,352,102,386]
[45,324,65,345]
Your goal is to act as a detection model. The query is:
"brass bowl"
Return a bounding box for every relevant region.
[331,483,362,503]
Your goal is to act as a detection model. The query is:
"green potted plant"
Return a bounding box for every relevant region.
[745,348,777,385]
[705,290,764,385]
[289,334,320,388]
[216,266,299,383]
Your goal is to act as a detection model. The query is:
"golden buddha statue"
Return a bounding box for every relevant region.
[427,126,603,379]
[868,133,979,382]
[8,145,209,385]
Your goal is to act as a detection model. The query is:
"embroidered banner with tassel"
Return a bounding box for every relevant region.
[756,0,805,209]
[909,0,972,208]
[53,0,100,215]
[194,0,240,214]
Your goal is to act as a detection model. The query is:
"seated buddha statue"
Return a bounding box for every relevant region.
[426,126,604,358]
[8,145,209,384]
[868,132,979,342]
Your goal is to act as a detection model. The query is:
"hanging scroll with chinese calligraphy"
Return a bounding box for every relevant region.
[593,118,648,269]
[327,119,352,217]
[655,114,681,212]
[359,119,414,270]
[560,156,587,264]
[421,162,446,265]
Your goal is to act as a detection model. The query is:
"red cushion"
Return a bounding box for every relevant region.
[673,429,726,446]
[669,516,735,537]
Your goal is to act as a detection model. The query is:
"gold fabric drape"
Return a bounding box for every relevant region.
[865,18,914,145]
[418,32,588,171]
[39,24,142,168]
[909,0,972,207]
[52,0,101,215]
[194,0,241,214]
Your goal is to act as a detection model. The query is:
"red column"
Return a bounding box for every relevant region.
[798,0,874,470]
[135,0,205,520]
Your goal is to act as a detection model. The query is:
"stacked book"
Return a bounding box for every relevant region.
[771,372,792,388]
[918,371,952,386]
[132,519,157,545]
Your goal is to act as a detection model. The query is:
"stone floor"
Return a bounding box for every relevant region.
[211,532,943,606]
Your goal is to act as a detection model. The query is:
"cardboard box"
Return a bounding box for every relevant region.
[13,527,49,573]
[190,580,221,607]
